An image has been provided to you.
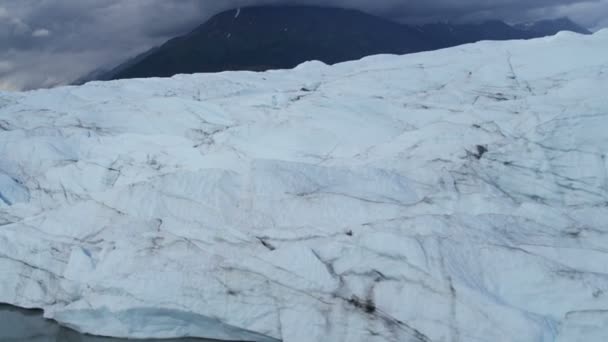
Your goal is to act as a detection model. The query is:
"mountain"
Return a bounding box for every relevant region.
[515,17,592,37]
[2,30,608,342]
[421,17,592,47]
[72,46,161,85]
[71,68,111,86]
[417,20,526,47]
[107,6,432,80]
[85,6,590,82]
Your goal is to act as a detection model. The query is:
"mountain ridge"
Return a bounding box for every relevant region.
[77,6,590,83]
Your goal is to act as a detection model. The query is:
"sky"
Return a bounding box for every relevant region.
[1,0,607,91]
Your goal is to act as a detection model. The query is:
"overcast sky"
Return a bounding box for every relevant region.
[1,0,607,91]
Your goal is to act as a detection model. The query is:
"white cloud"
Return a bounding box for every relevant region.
[0,8,8,20]
[0,60,13,73]
[32,28,51,37]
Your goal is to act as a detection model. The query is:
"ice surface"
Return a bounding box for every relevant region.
[1,30,608,342]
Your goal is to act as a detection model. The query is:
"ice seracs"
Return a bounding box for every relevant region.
[1,30,608,342]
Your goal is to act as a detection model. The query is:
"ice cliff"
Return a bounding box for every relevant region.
[1,30,608,342]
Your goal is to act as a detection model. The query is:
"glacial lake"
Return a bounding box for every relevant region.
[0,304,223,342]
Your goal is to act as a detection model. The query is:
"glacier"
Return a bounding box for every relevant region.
[1,30,608,342]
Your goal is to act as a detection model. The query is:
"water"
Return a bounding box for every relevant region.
[0,304,222,342]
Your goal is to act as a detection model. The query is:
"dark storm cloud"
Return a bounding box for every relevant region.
[1,0,607,91]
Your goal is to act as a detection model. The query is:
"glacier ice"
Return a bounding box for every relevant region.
[1,30,608,342]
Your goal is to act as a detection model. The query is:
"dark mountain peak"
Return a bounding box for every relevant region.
[176,5,409,46]
[109,5,430,80]
[81,6,593,83]
[191,5,420,43]
[209,5,382,21]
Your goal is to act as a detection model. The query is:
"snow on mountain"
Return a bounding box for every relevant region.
[1,30,608,342]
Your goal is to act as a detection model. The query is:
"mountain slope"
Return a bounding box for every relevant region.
[72,46,161,85]
[111,6,431,80]
[102,6,591,81]
[2,30,608,342]
[417,20,527,47]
